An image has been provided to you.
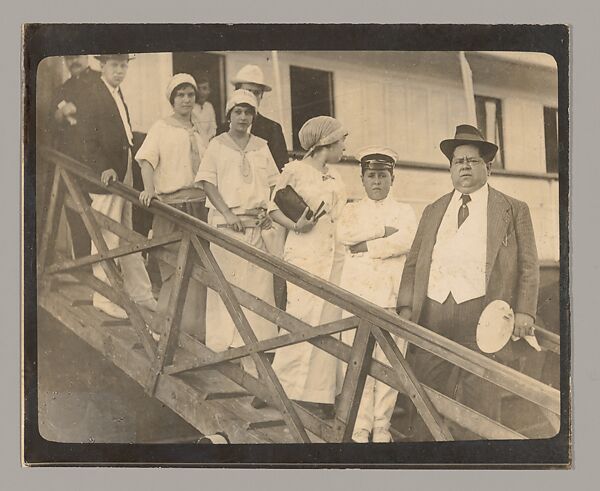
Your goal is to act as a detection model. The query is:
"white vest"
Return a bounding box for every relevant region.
[427,186,488,304]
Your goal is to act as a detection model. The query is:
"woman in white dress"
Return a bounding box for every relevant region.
[195,89,280,377]
[136,73,208,341]
[268,116,349,418]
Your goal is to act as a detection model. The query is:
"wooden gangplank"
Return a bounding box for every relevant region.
[37,147,561,444]
[40,278,307,444]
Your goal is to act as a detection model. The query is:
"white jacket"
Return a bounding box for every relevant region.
[337,196,417,309]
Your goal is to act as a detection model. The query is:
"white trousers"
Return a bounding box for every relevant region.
[341,331,408,433]
[89,154,154,307]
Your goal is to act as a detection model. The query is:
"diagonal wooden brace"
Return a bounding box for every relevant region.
[146,233,194,394]
[59,168,157,361]
[46,232,183,275]
[370,324,453,441]
[164,316,359,375]
[189,234,311,443]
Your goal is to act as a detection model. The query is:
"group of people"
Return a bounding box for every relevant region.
[49,54,540,443]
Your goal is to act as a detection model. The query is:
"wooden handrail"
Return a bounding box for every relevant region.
[41,147,560,414]
[39,147,562,443]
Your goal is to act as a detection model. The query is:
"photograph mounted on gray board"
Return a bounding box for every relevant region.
[22,23,570,467]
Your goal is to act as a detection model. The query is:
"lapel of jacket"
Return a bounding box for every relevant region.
[117,88,132,128]
[97,80,127,139]
[417,191,453,284]
[486,186,511,286]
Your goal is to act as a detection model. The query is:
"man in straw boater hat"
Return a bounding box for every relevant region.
[75,53,157,319]
[396,124,540,440]
[336,146,417,443]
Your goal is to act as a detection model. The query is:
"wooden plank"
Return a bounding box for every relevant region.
[40,289,270,443]
[59,169,157,361]
[178,332,340,442]
[535,325,560,354]
[179,370,293,428]
[370,324,453,441]
[46,232,183,275]
[190,235,311,443]
[205,391,250,400]
[425,388,526,440]
[37,166,65,281]
[165,316,359,375]
[333,321,376,442]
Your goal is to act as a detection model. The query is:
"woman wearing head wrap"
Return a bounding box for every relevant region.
[268,116,349,417]
[195,89,280,376]
[136,73,209,340]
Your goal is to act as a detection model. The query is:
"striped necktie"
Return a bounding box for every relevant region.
[458,194,471,228]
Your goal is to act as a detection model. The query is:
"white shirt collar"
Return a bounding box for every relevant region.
[452,183,489,206]
[101,76,120,95]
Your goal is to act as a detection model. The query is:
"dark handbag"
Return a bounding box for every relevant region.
[274,185,313,222]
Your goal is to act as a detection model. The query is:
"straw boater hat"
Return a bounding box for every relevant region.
[94,53,136,63]
[356,146,398,173]
[230,65,272,92]
[440,124,498,162]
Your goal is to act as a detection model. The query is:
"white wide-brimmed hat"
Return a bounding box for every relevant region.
[230,64,272,92]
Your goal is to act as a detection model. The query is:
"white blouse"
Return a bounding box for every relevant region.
[195,133,280,211]
[135,116,207,195]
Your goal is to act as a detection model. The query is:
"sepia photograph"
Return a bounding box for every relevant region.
[22,24,570,467]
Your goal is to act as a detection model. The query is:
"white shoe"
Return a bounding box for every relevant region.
[372,428,393,443]
[352,429,370,443]
[149,329,161,342]
[136,297,158,311]
[94,300,128,319]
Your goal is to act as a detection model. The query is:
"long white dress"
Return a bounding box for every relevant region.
[270,160,348,404]
[336,195,417,432]
[195,133,280,354]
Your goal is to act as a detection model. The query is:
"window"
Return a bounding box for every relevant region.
[544,106,559,174]
[475,95,504,169]
[289,66,334,151]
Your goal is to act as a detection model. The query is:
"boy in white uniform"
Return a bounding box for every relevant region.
[337,146,417,443]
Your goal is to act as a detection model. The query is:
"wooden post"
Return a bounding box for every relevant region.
[333,320,376,442]
[146,233,193,394]
[37,165,65,282]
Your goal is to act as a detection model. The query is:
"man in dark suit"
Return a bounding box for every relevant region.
[396,124,540,439]
[48,55,100,260]
[217,64,289,312]
[77,53,156,318]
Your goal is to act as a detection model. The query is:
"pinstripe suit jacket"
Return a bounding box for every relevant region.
[397,186,539,325]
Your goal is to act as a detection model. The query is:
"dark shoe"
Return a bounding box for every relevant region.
[293,400,335,420]
[251,396,268,409]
